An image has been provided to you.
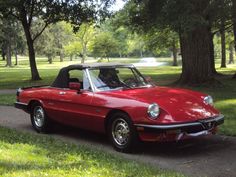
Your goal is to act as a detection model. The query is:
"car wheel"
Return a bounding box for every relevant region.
[108,112,139,153]
[30,103,52,133]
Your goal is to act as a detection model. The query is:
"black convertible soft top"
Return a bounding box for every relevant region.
[51,63,133,88]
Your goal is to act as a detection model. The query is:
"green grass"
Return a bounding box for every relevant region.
[0,126,184,177]
[0,94,16,106]
[0,56,236,136]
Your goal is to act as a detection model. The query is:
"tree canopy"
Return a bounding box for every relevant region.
[0,0,114,80]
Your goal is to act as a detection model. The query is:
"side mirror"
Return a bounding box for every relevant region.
[69,82,81,92]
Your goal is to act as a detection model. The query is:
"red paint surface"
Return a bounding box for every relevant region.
[18,86,221,141]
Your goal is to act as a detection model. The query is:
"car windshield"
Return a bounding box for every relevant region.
[88,67,152,91]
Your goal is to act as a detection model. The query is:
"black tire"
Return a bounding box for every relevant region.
[108,112,139,153]
[30,102,52,133]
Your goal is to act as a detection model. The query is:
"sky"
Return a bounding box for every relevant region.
[110,0,126,12]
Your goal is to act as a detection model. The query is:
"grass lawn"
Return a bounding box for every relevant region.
[0,56,236,136]
[0,126,184,177]
[0,94,16,106]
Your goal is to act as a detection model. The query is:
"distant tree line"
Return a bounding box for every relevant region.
[0,0,236,84]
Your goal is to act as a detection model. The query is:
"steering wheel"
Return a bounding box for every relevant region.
[123,78,138,87]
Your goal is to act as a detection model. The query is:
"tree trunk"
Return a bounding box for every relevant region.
[1,46,6,60]
[70,54,73,61]
[178,26,215,85]
[119,52,122,58]
[220,20,226,68]
[2,52,6,61]
[48,55,52,64]
[172,39,178,66]
[21,17,41,80]
[232,0,236,51]
[209,31,218,75]
[60,51,64,62]
[140,50,143,58]
[6,42,12,67]
[81,45,86,63]
[229,42,234,64]
[15,48,18,65]
[81,56,85,63]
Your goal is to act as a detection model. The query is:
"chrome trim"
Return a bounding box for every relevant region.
[134,114,224,130]
[14,102,29,112]
[135,122,201,129]
[176,129,212,141]
[85,68,96,92]
[200,114,224,123]
[15,101,28,106]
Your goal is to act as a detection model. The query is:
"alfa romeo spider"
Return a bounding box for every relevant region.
[15,63,224,152]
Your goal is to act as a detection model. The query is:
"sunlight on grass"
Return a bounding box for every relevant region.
[0,127,184,177]
[215,99,236,136]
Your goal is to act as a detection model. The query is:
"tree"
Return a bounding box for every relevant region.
[52,22,69,62]
[0,0,114,80]
[74,23,95,63]
[64,41,83,61]
[34,24,58,64]
[123,0,233,85]
[63,22,95,62]
[220,19,227,68]
[0,15,22,66]
[145,29,179,66]
[113,27,129,58]
[232,0,236,51]
[92,32,119,61]
[34,21,70,64]
[126,33,145,58]
[229,41,234,64]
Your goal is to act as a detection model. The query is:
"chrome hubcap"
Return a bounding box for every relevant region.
[33,106,45,127]
[112,118,130,146]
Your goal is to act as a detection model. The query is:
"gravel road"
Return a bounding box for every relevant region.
[0,105,235,177]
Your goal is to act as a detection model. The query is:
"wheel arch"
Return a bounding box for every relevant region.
[27,99,45,112]
[104,109,132,133]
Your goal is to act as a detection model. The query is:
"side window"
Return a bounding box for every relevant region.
[68,69,91,90]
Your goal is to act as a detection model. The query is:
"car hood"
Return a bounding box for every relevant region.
[102,86,219,123]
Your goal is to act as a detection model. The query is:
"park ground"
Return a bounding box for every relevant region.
[0,56,236,177]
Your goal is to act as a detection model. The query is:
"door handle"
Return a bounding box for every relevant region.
[59,91,66,95]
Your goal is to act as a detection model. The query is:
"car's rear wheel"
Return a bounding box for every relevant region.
[30,103,52,133]
[108,112,139,153]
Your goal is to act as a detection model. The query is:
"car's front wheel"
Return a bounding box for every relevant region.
[30,103,52,133]
[108,112,139,153]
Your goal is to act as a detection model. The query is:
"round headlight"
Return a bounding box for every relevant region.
[204,95,213,106]
[147,103,160,119]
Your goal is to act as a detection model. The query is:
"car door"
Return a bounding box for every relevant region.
[46,69,104,132]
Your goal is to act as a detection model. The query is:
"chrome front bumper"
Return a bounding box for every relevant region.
[14,102,29,112]
[134,114,224,132]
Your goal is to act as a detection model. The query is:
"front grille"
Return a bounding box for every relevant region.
[199,120,216,130]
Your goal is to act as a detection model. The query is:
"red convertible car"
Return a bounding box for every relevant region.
[15,63,224,152]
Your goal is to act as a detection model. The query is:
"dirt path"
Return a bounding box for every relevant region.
[0,105,235,177]
[0,89,16,94]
